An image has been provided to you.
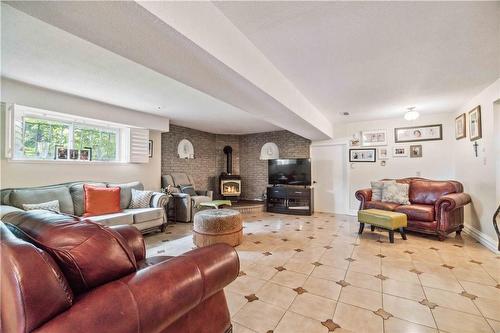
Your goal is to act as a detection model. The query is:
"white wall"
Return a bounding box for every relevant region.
[451,79,500,249]
[1,80,166,191]
[327,113,454,212]
[495,102,500,204]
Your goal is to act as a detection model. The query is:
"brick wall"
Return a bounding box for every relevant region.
[161,125,310,200]
[239,131,311,200]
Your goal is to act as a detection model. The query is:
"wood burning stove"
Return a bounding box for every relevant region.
[220,146,241,199]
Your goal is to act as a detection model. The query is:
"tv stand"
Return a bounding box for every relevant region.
[266,186,313,216]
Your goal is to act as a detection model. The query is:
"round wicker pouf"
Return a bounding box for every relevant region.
[193,209,243,247]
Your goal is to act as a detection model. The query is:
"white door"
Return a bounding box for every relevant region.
[311,144,348,214]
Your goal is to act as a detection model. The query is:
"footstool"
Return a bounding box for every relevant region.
[193,209,243,247]
[358,209,407,243]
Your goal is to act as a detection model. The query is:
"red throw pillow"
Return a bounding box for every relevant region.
[83,184,121,217]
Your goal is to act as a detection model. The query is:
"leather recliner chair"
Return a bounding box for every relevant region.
[162,173,213,222]
[356,177,471,240]
[0,210,239,333]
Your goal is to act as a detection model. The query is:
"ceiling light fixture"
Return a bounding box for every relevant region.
[404,107,419,121]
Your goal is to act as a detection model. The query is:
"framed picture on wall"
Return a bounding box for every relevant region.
[393,146,409,157]
[394,124,442,143]
[361,129,387,146]
[378,147,389,160]
[469,106,482,141]
[149,140,154,158]
[410,145,423,158]
[455,113,466,140]
[349,148,376,162]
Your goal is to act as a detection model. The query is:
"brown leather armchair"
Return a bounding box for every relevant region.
[1,210,239,333]
[355,178,471,240]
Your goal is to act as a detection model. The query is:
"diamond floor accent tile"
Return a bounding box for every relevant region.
[460,291,478,300]
[336,280,350,287]
[274,266,287,272]
[429,247,439,251]
[245,294,259,302]
[404,250,414,254]
[263,252,273,256]
[238,271,247,277]
[321,319,341,331]
[345,257,356,262]
[293,287,308,294]
[376,254,386,258]
[469,259,482,264]
[374,274,388,280]
[294,248,304,252]
[409,268,423,275]
[496,284,500,289]
[453,244,463,248]
[419,299,438,309]
[254,241,262,244]
[307,236,315,240]
[312,262,323,267]
[373,308,393,320]
[441,264,454,269]
[324,245,333,249]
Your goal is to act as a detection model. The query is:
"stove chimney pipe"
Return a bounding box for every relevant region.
[223,146,233,175]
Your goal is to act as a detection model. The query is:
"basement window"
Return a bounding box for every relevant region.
[10,105,122,162]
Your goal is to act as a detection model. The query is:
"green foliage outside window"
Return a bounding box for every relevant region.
[21,117,117,161]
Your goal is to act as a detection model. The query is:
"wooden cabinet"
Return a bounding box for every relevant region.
[266,186,313,216]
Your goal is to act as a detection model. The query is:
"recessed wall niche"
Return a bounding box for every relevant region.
[260,142,279,160]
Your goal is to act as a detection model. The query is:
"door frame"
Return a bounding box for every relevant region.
[310,139,351,215]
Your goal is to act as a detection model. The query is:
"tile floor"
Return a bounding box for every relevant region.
[145,212,500,333]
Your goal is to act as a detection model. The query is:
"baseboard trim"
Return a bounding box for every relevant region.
[462,224,499,254]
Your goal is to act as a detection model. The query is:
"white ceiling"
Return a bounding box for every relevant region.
[1,4,280,135]
[2,1,499,137]
[215,1,500,123]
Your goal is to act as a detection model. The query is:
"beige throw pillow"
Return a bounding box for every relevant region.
[370,180,396,201]
[22,200,61,213]
[381,182,410,205]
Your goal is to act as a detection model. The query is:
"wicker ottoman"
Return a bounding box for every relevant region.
[193,209,243,247]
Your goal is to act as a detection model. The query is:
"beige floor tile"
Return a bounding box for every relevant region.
[289,292,336,321]
[419,272,464,293]
[226,275,267,296]
[242,263,278,280]
[303,276,342,300]
[487,319,500,333]
[225,290,248,316]
[423,286,481,315]
[232,323,257,333]
[453,267,498,286]
[460,280,500,300]
[349,260,381,275]
[256,281,297,309]
[311,264,347,281]
[283,261,315,275]
[384,317,438,333]
[271,270,308,289]
[233,300,285,333]
[274,311,328,333]
[344,270,382,292]
[432,306,493,333]
[383,279,425,301]
[333,302,383,333]
[339,285,382,311]
[382,265,421,284]
[475,296,500,321]
[383,294,436,328]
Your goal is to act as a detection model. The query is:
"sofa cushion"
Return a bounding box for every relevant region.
[22,200,60,213]
[382,182,410,205]
[10,186,74,215]
[365,201,401,211]
[107,181,144,209]
[83,185,121,217]
[371,180,396,201]
[4,210,137,294]
[69,182,106,216]
[129,189,153,209]
[124,208,163,224]
[409,180,457,205]
[395,204,435,222]
[179,184,197,196]
[86,211,134,226]
[171,173,192,186]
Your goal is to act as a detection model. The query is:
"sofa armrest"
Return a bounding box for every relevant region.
[33,244,239,333]
[195,190,213,200]
[435,193,471,212]
[110,225,145,262]
[150,192,168,209]
[355,188,372,209]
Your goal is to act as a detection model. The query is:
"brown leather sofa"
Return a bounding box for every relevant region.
[355,178,471,240]
[1,210,239,333]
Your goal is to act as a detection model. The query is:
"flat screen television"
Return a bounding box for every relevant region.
[268,158,311,186]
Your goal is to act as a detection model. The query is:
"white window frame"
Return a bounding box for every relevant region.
[9,104,126,163]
